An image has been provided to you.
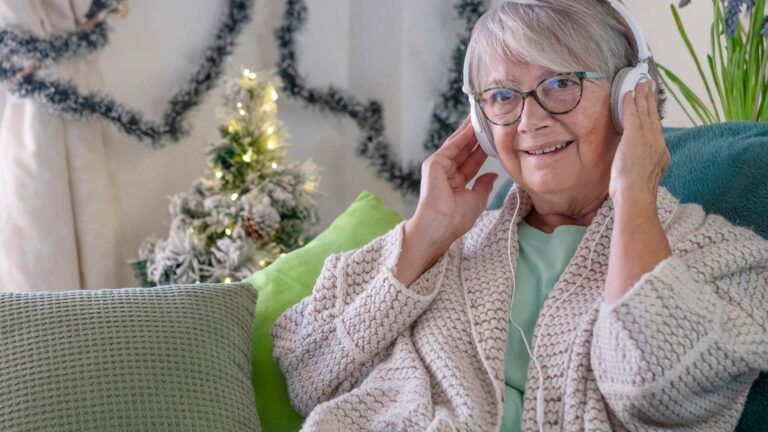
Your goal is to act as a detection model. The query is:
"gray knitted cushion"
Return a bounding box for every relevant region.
[0,282,261,431]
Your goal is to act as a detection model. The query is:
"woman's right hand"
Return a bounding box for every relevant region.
[409,115,500,252]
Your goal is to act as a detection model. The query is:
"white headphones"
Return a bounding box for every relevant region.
[460,1,652,429]
[461,0,656,159]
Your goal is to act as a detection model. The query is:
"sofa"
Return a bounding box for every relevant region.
[1,122,766,431]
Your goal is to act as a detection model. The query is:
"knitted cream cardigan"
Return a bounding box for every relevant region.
[272,186,768,431]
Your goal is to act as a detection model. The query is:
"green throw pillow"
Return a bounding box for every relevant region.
[0,283,260,431]
[245,190,403,432]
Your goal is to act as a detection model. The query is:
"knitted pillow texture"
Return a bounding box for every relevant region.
[0,282,261,432]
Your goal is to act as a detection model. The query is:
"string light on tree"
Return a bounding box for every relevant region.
[303,180,317,193]
[132,69,322,286]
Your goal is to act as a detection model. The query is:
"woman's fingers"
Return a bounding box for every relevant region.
[622,89,639,132]
[433,115,490,190]
[634,81,649,130]
[645,81,662,132]
[437,116,476,160]
[458,143,488,184]
[445,116,471,142]
[453,133,477,166]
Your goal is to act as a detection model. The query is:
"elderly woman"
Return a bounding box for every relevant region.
[272,1,768,431]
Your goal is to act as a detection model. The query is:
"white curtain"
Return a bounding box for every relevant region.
[0,0,120,292]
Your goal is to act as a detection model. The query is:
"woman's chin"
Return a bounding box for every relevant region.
[523,178,574,196]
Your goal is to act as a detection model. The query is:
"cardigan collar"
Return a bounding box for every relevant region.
[458,183,680,425]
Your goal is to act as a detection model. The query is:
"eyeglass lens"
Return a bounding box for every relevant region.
[478,74,583,125]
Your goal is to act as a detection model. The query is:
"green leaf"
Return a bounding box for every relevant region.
[755,44,768,120]
[724,6,738,117]
[738,35,757,119]
[747,0,767,118]
[655,63,700,126]
[757,66,768,121]
[707,54,724,121]
[658,63,715,123]
[670,3,719,122]
[710,0,732,121]
[744,5,758,109]
[714,0,733,118]
[707,3,724,121]
[732,42,745,118]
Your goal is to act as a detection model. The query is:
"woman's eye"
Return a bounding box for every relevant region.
[492,90,515,103]
[545,78,575,90]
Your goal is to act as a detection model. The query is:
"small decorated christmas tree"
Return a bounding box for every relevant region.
[132,69,322,286]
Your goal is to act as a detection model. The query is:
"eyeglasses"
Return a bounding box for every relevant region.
[472,72,610,126]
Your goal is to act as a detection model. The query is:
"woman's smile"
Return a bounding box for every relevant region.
[519,139,576,161]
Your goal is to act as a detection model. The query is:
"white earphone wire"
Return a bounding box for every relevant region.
[505,185,547,431]
[505,185,614,431]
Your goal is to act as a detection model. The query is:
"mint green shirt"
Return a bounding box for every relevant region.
[500,220,587,432]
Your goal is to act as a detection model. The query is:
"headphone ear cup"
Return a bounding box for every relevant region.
[469,98,500,159]
[610,67,634,135]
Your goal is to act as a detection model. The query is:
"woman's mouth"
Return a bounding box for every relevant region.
[520,140,575,158]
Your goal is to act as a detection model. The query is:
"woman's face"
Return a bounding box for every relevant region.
[485,60,620,199]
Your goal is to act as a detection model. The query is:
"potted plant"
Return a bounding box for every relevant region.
[655,0,768,124]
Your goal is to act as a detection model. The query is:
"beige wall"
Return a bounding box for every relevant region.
[96,0,717,286]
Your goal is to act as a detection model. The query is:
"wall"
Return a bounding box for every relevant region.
[94,0,716,286]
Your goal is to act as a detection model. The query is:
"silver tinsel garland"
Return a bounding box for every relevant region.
[275,0,488,196]
[0,0,254,147]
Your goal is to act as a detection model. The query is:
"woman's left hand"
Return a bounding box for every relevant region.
[608,80,671,205]
[604,80,673,304]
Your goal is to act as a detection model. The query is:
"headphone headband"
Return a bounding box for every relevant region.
[605,0,652,62]
[462,0,651,95]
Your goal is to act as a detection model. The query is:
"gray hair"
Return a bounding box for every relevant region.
[466,0,667,121]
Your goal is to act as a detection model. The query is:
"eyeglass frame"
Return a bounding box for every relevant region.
[471,71,610,126]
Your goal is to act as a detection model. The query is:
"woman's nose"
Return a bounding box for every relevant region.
[518,95,553,134]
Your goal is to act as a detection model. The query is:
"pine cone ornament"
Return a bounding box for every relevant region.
[242,196,281,241]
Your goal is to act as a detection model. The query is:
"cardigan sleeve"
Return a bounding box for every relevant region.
[270,220,453,416]
[591,207,768,427]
